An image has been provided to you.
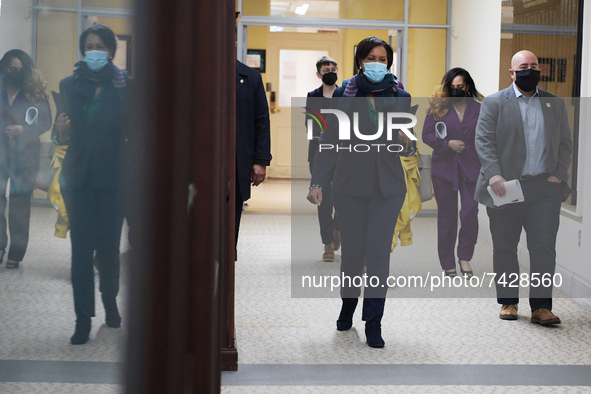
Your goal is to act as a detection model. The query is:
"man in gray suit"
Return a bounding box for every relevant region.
[475,50,572,325]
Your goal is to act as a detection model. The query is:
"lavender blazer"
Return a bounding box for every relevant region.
[422,98,481,189]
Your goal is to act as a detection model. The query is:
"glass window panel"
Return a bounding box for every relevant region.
[37,0,78,7]
[36,11,78,96]
[409,0,447,24]
[406,28,447,97]
[279,49,327,107]
[244,0,404,21]
[499,0,580,204]
[83,0,133,8]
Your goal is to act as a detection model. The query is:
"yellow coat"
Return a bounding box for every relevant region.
[391,150,423,251]
[47,145,69,238]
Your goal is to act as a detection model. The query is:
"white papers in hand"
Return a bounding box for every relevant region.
[487,179,524,207]
[435,121,447,139]
[25,107,39,125]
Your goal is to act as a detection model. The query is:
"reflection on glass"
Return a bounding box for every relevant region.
[409,0,447,24]
[37,11,78,95]
[83,0,133,8]
[0,5,133,390]
[38,0,78,7]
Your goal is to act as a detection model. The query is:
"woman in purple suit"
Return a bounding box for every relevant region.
[422,68,483,277]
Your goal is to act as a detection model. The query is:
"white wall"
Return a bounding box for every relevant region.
[554,0,591,301]
[0,0,33,57]
[450,0,501,96]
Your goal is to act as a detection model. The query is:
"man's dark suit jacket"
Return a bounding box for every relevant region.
[475,85,573,208]
[236,60,272,201]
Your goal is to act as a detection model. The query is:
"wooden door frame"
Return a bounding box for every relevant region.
[126,1,236,392]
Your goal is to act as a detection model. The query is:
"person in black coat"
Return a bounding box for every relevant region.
[235,60,272,245]
[306,56,340,261]
[0,49,52,269]
[54,25,129,345]
[307,37,416,348]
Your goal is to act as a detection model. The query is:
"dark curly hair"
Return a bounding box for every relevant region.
[427,67,483,121]
[1,49,48,103]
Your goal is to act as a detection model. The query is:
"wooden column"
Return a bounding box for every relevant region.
[126,0,236,392]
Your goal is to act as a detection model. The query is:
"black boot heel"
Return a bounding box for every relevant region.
[336,298,358,331]
[365,320,385,348]
[71,318,91,345]
[102,295,121,328]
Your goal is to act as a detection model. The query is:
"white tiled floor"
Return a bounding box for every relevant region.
[1,180,590,392]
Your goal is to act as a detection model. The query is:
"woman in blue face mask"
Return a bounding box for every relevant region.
[0,49,52,269]
[307,37,415,348]
[53,24,130,345]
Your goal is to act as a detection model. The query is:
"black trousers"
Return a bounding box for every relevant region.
[487,177,562,312]
[62,186,124,319]
[333,189,405,322]
[309,160,339,245]
[0,164,38,261]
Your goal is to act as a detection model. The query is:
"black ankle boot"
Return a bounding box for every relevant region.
[365,320,384,348]
[71,318,91,345]
[336,298,358,331]
[102,295,121,328]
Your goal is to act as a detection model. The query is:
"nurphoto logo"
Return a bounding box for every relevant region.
[305,108,417,153]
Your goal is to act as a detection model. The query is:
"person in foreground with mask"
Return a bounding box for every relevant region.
[53,24,129,344]
[422,68,483,278]
[0,49,52,269]
[305,56,340,261]
[475,50,572,325]
[307,37,415,348]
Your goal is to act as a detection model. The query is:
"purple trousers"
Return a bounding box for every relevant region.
[432,175,478,270]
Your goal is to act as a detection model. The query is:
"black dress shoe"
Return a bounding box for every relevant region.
[102,295,121,328]
[365,320,385,348]
[336,298,358,331]
[71,318,91,345]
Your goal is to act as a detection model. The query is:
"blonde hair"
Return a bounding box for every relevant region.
[427,85,451,121]
[25,68,49,103]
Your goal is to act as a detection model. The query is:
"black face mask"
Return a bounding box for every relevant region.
[322,72,338,86]
[449,87,467,98]
[5,70,25,87]
[514,69,540,92]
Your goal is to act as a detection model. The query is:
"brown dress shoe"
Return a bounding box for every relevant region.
[333,230,341,251]
[499,304,518,320]
[531,308,561,325]
[323,243,335,261]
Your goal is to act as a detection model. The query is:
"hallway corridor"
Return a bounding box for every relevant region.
[0,206,127,393]
[222,209,591,392]
[0,190,590,392]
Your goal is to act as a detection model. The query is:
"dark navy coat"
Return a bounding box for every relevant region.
[236,60,272,201]
[311,77,413,198]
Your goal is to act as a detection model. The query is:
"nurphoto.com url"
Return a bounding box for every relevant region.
[300,272,563,293]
